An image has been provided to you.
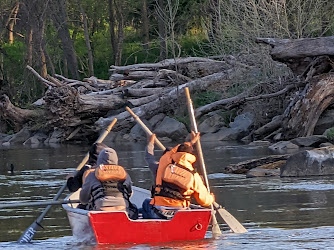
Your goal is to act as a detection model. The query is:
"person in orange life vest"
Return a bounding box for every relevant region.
[141,131,215,219]
[80,148,138,219]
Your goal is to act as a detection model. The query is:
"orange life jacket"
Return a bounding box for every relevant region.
[94,164,127,198]
[95,164,127,182]
[152,144,197,207]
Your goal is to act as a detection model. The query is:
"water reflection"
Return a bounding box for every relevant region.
[1,141,334,249]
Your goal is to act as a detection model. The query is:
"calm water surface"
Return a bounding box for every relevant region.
[0,141,334,249]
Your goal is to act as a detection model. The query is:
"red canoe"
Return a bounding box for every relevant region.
[62,186,212,244]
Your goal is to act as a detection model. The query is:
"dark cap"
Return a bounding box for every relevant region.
[177,143,193,154]
[89,142,108,164]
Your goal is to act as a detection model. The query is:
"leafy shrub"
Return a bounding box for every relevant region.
[324,127,334,142]
[193,91,222,108]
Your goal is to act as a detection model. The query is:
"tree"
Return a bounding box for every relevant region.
[49,0,80,79]
[77,0,94,76]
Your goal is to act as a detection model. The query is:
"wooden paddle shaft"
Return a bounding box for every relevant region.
[126,107,166,151]
[184,88,211,193]
[0,199,80,209]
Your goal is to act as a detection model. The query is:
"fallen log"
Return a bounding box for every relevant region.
[256,36,334,60]
[123,88,165,97]
[196,83,295,118]
[256,36,334,75]
[223,154,290,174]
[95,71,229,130]
[44,85,126,128]
[127,94,158,106]
[0,95,42,131]
[253,115,283,140]
[67,81,99,92]
[109,57,220,73]
[26,65,56,87]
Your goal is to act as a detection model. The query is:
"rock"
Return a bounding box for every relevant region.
[229,112,254,132]
[246,160,285,178]
[290,135,328,147]
[7,127,32,145]
[269,141,299,152]
[201,112,255,141]
[24,132,48,145]
[319,142,334,147]
[198,113,225,134]
[45,128,64,144]
[281,147,334,177]
[0,133,12,144]
[153,117,188,141]
[249,140,271,146]
[149,114,165,128]
[201,127,241,141]
[129,118,151,141]
[314,109,334,134]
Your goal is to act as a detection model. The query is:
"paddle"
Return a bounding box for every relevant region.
[184,87,222,238]
[184,87,247,234]
[18,118,117,243]
[0,199,80,209]
[125,107,166,151]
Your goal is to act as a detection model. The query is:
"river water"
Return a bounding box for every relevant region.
[0,141,334,249]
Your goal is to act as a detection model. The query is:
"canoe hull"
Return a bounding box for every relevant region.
[89,210,211,244]
[63,186,212,244]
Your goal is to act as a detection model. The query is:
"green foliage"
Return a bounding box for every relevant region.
[193,91,222,108]
[325,127,334,142]
[221,110,237,127]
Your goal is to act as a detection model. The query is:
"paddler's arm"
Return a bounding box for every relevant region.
[79,172,93,204]
[192,173,215,207]
[145,134,159,178]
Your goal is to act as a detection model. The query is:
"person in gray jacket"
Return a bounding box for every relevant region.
[79,148,138,219]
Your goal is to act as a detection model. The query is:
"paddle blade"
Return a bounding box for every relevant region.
[210,212,222,238]
[17,222,39,243]
[214,202,248,233]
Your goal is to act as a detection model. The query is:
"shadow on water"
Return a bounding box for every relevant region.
[1,141,334,249]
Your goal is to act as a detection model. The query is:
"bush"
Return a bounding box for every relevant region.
[324,127,334,142]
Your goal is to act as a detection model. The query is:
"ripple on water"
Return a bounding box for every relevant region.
[1,227,334,250]
[282,183,334,191]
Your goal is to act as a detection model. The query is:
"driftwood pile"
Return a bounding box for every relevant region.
[1,36,334,143]
[0,57,236,141]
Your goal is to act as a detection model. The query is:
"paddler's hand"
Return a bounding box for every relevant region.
[190,131,200,145]
[148,133,156,144]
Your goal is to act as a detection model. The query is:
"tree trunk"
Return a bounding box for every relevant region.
[0,95,42,132]
[115,9,124,66]
[157,0,167,60]
[8,2,19,44]
[50,0,80,79]
[108,0,125,66]
[141,0,149,52]
[78,0,94,76]
[39,21,47,78]
[108,0,117,63]
[282,73,334,139]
